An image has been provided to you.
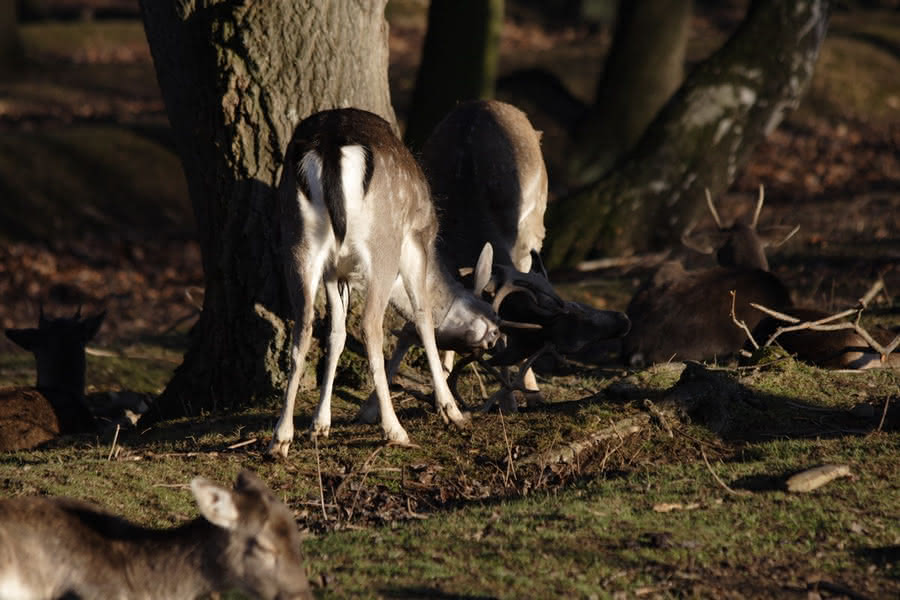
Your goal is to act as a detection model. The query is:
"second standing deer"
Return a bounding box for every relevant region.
[268,108,500,457]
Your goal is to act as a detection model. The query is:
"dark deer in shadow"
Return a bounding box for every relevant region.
[0,470,313,599]
[1,309,104,451]
[623,186,797,366]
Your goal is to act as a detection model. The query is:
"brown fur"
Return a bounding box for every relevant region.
[0,471,312,599]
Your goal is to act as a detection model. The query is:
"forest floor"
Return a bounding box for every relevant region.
[0,2,899,599]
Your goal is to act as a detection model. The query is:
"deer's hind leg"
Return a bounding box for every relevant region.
[309,277,350,439]
[362,260,411,445]
[268,247,329,459]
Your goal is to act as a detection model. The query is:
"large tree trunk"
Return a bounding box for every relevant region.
[139,0,395,417]
[567,0,692,185]
[403,0,504,151]
[0,0,24,79]
[544,0,831,268]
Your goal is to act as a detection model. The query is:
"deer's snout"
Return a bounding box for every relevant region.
[466,317,500,349]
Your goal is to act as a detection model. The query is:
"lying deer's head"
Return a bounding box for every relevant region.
[681,185,799,271]
[192,470,312,600]
[5,307,105,397]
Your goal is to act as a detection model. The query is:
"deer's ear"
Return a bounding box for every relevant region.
[192,477,240,531]
[80,311,106,342]
[5,328,40,351]
[529,250,549,280]
[473,243,493,296]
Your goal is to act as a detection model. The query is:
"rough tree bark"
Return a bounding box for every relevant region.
[0,0,23,78]
[403,0,504,151]
[544,0,831,268]
[139,0,395,417]
[567,0,693,185]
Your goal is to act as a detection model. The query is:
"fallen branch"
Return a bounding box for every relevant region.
[730,290,759,350]
[520,414,649,466]
[700,448,751,497]
[750,279,900,363]
[785,464,852,493]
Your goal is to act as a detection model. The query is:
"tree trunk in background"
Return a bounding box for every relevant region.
[0,0,24,78]
[403,0,504,151]
[544,0,831,269]
[567,0,692,185]
[140,0,395,418]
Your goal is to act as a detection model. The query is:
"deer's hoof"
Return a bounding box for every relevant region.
[308,423,330,440]
[444,406,471,429]
[384,426,411,446]
[267,439,292,460]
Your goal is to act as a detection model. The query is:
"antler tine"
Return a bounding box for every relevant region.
[497,319,543,330]
[771,223,801,247]
[492,281,538,313]
[751,183,765,230]
[704,188,724,229]
[680,227,715,255]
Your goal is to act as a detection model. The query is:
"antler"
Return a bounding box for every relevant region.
[704,188,724,229]
[680,222,715,255]
[750,184,765,230]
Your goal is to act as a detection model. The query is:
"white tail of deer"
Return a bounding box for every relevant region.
[0,470,312,599]
[268,108,499,456]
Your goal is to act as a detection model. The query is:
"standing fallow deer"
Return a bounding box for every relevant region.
[268,108,500,456]
[623,186,798,365]
[0,470,313,600]
[357,100,629,421]
[1,309,103,451]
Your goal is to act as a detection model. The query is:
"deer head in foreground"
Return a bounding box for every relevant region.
[623,186,797,366]
[268,108,500,456]
[0,470,312,599]
[1,308,104,451]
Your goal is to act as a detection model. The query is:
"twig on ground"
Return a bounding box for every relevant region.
[313,436,328,521]
[750,279,900,362]
[106,424,120,462]
[347,445,384,522]
[700,448,751,497]
[226,437,257,450]
[730,290,759,350]
[498,406,517,485]
[876,397,891,433]
[521,415,648,466]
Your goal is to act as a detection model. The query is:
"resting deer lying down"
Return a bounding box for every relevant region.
[357,100,629,420]
[268,108,500,456]
[1,309,103,451]
[0,470,312,600]
[623,186,797,365]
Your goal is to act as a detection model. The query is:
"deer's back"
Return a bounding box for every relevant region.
[422,100,548,272]
[750,307,895,369]
[623,266,791,364]
[0,388,63,451]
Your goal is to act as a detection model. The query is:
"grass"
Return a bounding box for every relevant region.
[1,9,899,600]
[1,343,898,598]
